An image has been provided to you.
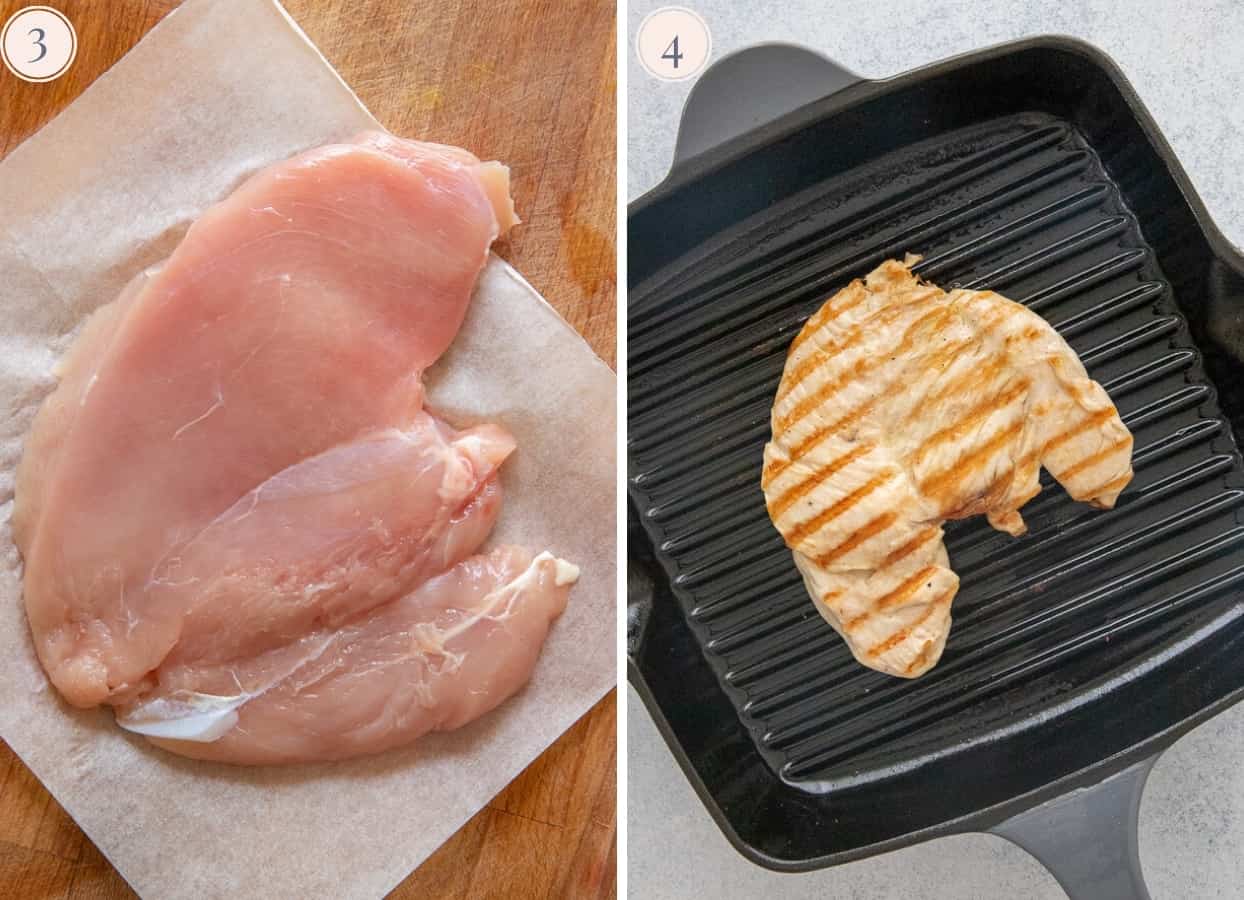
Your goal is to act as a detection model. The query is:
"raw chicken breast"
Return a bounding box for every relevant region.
[762,256,1132,678]
[13,132,577,763]
[128,548,576,765]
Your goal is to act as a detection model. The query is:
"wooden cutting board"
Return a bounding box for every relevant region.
[0,1,617,898]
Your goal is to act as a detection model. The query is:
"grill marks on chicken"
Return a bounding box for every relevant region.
[762,257,1133,677]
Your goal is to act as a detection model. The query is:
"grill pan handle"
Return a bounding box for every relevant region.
[672,43,861,167]
[990,753,1159,900]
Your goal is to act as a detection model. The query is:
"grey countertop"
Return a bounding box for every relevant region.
[626,1,1244,897]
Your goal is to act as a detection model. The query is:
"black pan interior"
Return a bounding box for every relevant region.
[628,39,1244,867]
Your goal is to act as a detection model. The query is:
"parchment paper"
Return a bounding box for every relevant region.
[0,1,616,897]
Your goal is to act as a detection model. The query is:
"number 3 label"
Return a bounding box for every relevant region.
[637,7,711,82]
[2,6,76,83]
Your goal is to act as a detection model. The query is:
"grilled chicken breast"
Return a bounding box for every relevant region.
[762,256,1133,678]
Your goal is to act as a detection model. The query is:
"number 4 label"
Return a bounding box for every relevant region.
[661,35,684,70]
[637,7,711,82]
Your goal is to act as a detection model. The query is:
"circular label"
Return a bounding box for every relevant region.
[636,6,711,82]
[2,6,76,83]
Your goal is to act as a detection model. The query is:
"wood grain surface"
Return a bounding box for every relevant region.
[0,1,617,898]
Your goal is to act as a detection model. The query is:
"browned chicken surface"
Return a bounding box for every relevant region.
[762,256,1133,677]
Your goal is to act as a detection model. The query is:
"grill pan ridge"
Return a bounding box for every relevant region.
[628,37,1244,869]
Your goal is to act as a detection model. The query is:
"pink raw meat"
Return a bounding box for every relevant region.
[12,132,576,764]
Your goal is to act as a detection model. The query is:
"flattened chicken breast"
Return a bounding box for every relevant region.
[762,256,1133,678]
[14,133,576,764]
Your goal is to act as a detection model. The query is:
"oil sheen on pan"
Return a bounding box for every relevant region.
[762,256,1133,678]
[12,132,579,765]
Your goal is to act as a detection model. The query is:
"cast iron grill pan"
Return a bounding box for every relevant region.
[628,38,1244,873]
